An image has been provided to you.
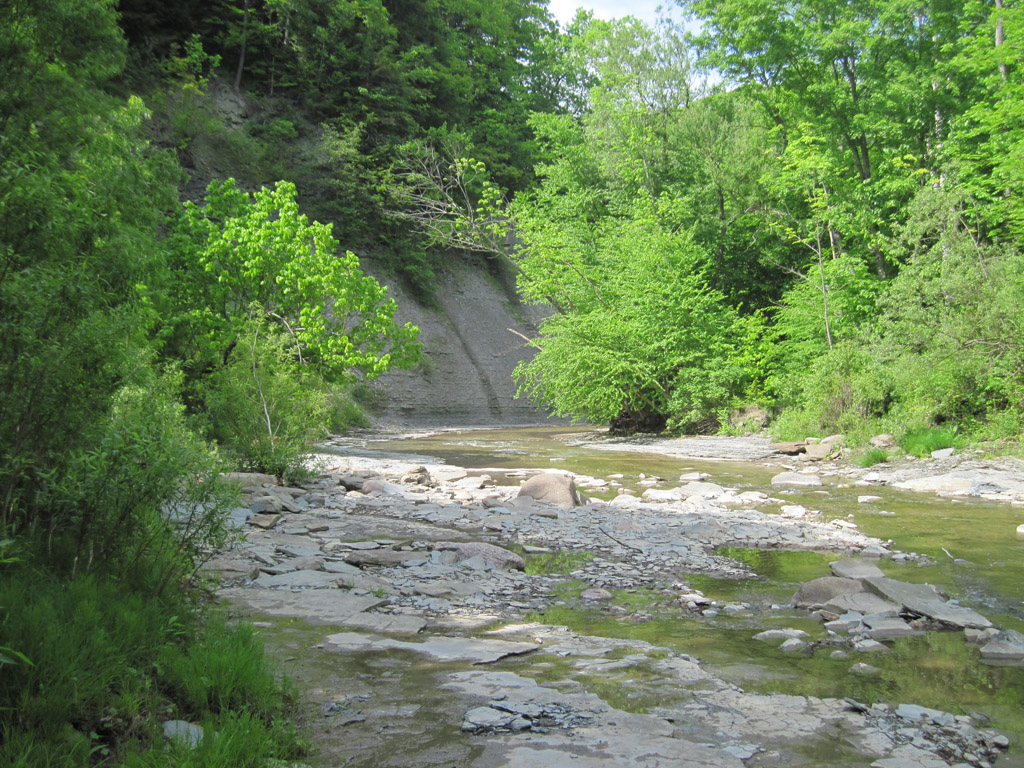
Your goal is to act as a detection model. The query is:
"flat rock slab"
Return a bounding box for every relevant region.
[344,550,430,567]
[793,576,864,608]
[863,577,993,629]
[339,613,428,633]
[324,632,538,663]
[824,592,902,616]
[830,558,885,580]
[771,472,823,487]
[219,587,385,626]
[445,670,745,768]
[253,570,343,589]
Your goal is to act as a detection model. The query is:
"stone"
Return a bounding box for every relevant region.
[863,615,916,640]
[779,638,808,652]
[754,629,809,642]
[770,441,807,455]
[771,472,823,487]
[793,576,865,608]
[677,481,725,498]
[869,433,896,448]
[853,639,889,653]
[249,513,282,529]
[825,612,865,633]
[433,541,525,570]
[325,632,538,663]
[850,663,880,675]
[580,588,614,602]
[931,447,955,459]
[863,577,993,629]
[821,434,846,446]
[517,473,584,507]
[249,495,283,514]
[163,720,204,748]
[802,442,835,461]
[679,472,710,481]
[462,706,517,732]
[979,638,1024,665]
[221,471,276,488]
[830,558,885,580]
[823,592,901,617]
[858,495,884,504]
[860,545,889,558]
[253,570,343,589]
[1017,524,1024,535]
[344,550,430,567]
[896,704,956,726]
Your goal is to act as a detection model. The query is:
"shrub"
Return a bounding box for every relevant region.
[203,320,328,483]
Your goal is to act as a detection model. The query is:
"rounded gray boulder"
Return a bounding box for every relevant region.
[517,473,585,507]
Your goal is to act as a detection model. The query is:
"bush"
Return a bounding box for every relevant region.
[204,320,328,483]
[0,568,303,768]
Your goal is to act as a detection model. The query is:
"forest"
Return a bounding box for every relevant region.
[1,0,1021,764]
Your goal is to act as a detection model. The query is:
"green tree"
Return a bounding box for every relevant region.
[163,177,421,390]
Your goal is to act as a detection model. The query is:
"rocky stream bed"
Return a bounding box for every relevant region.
[199,432,1024,768]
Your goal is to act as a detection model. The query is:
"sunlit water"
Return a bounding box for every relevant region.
[340,426,1024,753]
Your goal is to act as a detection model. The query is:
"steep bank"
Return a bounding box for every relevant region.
[363,258,563,427]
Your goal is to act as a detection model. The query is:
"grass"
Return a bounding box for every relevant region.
[899,426,963,457]
[524,550,596,576]
[0,564,306,768]
[858,447,890,467]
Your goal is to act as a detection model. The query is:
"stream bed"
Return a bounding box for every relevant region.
[217,426,1024,767]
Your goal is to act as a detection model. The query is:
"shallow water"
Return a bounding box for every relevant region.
[352,426,1024,752]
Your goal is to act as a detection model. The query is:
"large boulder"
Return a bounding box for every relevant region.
[793,576,865,608]
[517,473,584,507]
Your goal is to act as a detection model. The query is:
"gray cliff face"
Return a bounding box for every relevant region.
[364,260,562,427]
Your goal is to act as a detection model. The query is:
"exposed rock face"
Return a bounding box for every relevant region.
[863,577,993,629]
[517,473,584,507]
[362,259,559,426]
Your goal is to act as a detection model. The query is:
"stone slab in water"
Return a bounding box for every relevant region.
[220,587,386,626]
[830,558,885,580]
[325,632,538,663]
[824,592,901,617]
[771,472,823,487]
[863,577,993,629]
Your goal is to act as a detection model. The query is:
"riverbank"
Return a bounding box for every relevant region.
[206,431,1024,767]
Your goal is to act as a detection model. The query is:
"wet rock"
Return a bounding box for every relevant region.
[863,577,993,629]
[830,558,885,580]
[853,639,889,653]
[823,592,901,617]
[979,630,1024,666]
[433,541,525,570]
[793,576,864,608]
[863,615,917,640]
[324,632,538,663]
[580,588,613,602]
[517,473,584,507]
[771,472,823,487]
[896,704,956,727]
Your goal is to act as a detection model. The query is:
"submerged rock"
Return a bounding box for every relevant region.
[793,576,864,608]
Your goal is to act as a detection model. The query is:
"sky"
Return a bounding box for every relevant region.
[547,0,680,29]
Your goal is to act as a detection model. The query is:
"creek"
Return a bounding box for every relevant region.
[349,426,1024,753]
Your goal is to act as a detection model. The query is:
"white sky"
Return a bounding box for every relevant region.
[547,0,680,29]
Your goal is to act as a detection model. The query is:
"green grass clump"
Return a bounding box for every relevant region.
[525,550,596,576]
[0,566,304,768]
[859,447,890,466]
[900,426,962,457]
